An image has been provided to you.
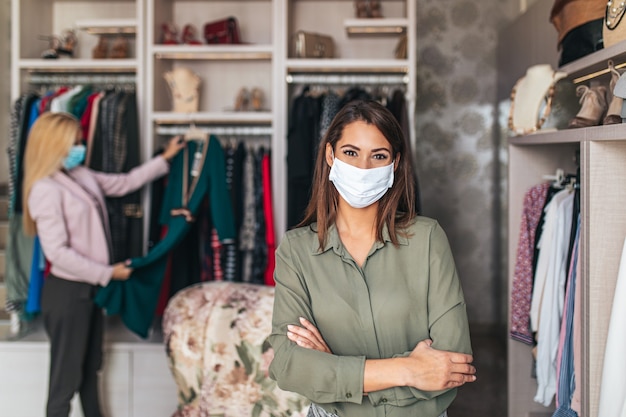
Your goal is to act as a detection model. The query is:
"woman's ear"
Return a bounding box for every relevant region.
[394,153,400,171]
[325,143,334,167]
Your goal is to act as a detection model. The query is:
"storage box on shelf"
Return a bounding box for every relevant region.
[506,33,626,417]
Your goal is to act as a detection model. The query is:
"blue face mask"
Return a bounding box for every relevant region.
[63,144,86,170]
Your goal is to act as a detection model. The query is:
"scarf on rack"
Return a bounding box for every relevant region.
[95,135,236,338]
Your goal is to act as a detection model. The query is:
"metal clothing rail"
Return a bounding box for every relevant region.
[285,73,409,85]
[28,73,137,85]
[156,125,273,137]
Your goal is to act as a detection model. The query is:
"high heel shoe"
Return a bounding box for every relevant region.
[92,36,108,59]
[369,0,383,18]
[568,85,607,128]
[603,61,623,125]
[354,0,368,18]
[234,87,250,111]
[251,87,264,111]
[161,22,180,45]
[182,24,203,45]
[109,35,129,59]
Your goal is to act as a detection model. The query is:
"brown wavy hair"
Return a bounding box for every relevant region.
[297,99,416,250]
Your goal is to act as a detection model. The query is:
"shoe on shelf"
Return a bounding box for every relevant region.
[161,22,180,45]
[355,0,368,18]
[39,34,61,59]
[604,61,624,125]
[568,85,607,128]
[234,87,250,111]
[369,0,383,17]
[92,36,108,59]
[56,29,77,57]
[109,35,129,59]
[251,87,264,111]
[182,24,203,45]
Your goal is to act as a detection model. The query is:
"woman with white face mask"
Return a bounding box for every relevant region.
[269,100,476,417]
[22,112,185,417]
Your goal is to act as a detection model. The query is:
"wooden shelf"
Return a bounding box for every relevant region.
[344,18,408,35]
[152,44,273,60]
[561,39,626,83]
[151,111,273,126]
[75,18,137,36]
[286,58,409,73]
[19,59,137,72]
[509,123,626,145]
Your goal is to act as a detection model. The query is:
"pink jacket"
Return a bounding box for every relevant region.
[28,156,169,286]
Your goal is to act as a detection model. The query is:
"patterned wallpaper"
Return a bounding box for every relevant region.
[414,0,520,326]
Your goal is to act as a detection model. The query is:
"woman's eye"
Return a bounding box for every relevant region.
[343,150,357,157]
[373,154,388,160]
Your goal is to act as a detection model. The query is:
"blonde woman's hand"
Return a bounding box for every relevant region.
[111,260,133,281]
[162,136,186,161]
[405,339,476,391]
[287,317,332,353]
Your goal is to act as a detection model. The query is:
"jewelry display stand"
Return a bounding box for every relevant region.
[163,67,201,113]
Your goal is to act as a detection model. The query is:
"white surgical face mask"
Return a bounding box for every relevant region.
[328,157,394,208]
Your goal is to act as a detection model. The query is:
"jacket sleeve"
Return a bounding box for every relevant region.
[28,181,114,286]
[91,156,169,197]
[269,233,366,405]
[367,221,472,406]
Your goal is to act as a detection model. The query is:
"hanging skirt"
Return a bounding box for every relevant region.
[307,403,448,417]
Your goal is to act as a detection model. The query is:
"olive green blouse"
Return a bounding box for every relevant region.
[269,216,472,417]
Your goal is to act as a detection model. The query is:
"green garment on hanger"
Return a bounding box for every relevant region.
[95,136,236,338]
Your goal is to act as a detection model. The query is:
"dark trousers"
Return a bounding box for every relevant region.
[41,275,104,417]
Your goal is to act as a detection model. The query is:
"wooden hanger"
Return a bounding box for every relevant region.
[184,122,208,142]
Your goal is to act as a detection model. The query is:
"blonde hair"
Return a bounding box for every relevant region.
[22,112,80,236]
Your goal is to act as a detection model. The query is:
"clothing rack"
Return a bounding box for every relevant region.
[285,73,409,85]
[27,73,137,86]
[156,125,273,137]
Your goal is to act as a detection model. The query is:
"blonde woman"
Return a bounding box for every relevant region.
[22,112,184,417]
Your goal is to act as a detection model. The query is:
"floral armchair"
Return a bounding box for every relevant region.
[162,281,310,417]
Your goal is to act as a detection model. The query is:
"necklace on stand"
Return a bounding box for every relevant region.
[508,65,565,136]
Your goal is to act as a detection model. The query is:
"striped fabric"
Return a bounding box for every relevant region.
[552,216,580,417]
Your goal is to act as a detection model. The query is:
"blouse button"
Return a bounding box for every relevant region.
[346,392,352,398]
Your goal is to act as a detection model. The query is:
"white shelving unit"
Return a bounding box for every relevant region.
[501,4,626,416]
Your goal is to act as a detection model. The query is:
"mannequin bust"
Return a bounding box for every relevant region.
[509,64,567,135]
[164,67,201,113]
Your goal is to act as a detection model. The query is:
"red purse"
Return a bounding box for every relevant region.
[203,17,241,44]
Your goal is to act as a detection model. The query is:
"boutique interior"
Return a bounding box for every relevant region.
[2,0,626,416]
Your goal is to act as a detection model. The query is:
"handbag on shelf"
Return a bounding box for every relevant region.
[203,17,241,44]
[292,31,334,58]
[604,0,626,48]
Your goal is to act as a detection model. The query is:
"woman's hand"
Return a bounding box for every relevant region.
[287,317,332,354]
[111,260,133,281]
[405,339,476,391]
[162,136,186,161]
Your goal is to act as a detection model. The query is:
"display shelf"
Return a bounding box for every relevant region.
[153,44,273,60]
[343,18,408,35]
[18,59,138,72]
[152,111,273,126]
[75,18,138,35]
[561,38,626,83]
[286,58,409,73]
[509,124,626,145]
